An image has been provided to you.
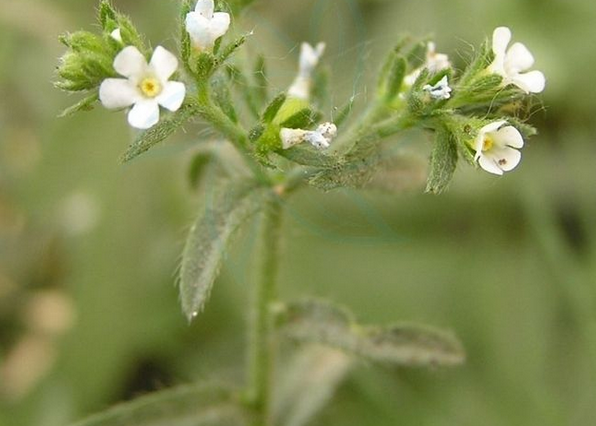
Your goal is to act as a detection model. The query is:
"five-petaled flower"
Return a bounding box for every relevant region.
[288,42,326,100]
[488,26,545,94]
[185,0,231,51]
[280,122,337,150]
[473,121,524,175]
[99,46,186,129]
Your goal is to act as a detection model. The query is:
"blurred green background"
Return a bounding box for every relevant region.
[1,0,596,425]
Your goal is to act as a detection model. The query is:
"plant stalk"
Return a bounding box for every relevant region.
[247,196,283,425]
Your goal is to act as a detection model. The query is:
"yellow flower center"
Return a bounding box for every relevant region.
[139,77,162,98]
[482,135,494,152]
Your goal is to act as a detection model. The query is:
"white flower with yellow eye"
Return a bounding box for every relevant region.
[280,122,337,150]
[99,46,186,130]
[488,27,545,94]
[474,121,524,175]
[288,42,326,100]
[185,0,231,51]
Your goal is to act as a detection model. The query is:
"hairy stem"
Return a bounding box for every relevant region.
[247,196,283,425]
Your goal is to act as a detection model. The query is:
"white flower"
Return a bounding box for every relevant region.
[280,122,337,150]
[473,121,524,175]
[404,42,451,86]
[185,0,231,51]
[288,42,326,100]
[423,75,452,100]
[99,46,186,129]
[488,27,545,94]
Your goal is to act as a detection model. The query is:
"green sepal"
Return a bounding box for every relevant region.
[261,93,287,123]
[279,108,322,130]
[58,93,99,118]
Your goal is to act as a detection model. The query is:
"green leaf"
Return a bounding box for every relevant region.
[378,54,407,102]
[332,97,355,129]
[425,128,458,194]
[278,145,338,168]
[262,93,287,123]
[58,93,99,118]
[273,347,352,426]
[279,108,322,130]
[180,181,270,320]
[68,383,251,426]
[212,75,238,123]
[278,299,465,367]
[226,65,260,119]
[217,33,249,65]
[98,1,117,30]
[120,103,198,163]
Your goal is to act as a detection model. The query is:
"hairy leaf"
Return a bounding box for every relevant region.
[68,383,251,426]
[120,103,198,163]
[58,93,99,118]
[180,181,270,320]
[273,347,352,426]
[262,93,287,123]
[426,129,458,194]
[278,299,465,367]
[278,145,339,168]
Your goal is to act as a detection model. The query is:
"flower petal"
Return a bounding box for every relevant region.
[156,81,186,111]
[127,99,160,129]
[480,120,507,135]
[280,128,306,149]
[505,42,534,74]
[486,146,522,172]
[185,12,214,50]
[195,0,214,18]
[150,46,179,81]
[299,42,325,76]
[492,27,512,56]
[99,78,139,109]
[493,126,524,149]
[113,46,147,78]
[478,155,504,175]
[210,12,231,39]
[511,70,546,94]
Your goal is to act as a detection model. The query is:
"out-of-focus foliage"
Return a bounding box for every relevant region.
[1,0,596,425]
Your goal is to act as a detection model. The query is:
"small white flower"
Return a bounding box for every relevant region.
[99,46,186,129]
[423,75,452,100]
[404,42,451,86]
[473,121,524,175]
[280,122,337,150]
[488,27,545,94]
[185,0,231,51]
[110,28,122,43]
[288,42,326,100]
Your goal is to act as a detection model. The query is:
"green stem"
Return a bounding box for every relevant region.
[247,196,283,425]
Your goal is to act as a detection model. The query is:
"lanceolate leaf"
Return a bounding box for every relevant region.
[425,128,458,194]
[120,103,199,163]
[68,383,251,426]
[180,181,270,320]
[278,299,465,367]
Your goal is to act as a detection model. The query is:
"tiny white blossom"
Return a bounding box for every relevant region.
[404,42,451,86]
[185,0,231,51]
[288,42,326,100]
[488,27,545,94]
[280,122,337,150]
[423,75,452,100]
[473,121,524,175]
[110,28,122,43]
[99,46,186,129]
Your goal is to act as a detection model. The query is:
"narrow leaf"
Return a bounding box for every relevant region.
[332,97,355,129]
[68,383,251,426]
[180,181,269,320]
[120,103,198,163]
[383,56,407,101]
[279,299,465,367]
[280,108,322,130]
[425,129,458,194]
[279,145,338,168]
[262,93,287,123]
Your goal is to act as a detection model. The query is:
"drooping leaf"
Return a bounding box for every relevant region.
[180,181,270,320]
[273,346,352,426]
[120,103,199,163]
[425,128,458,194]
[68,383,251,426]
[278,299,465,367]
